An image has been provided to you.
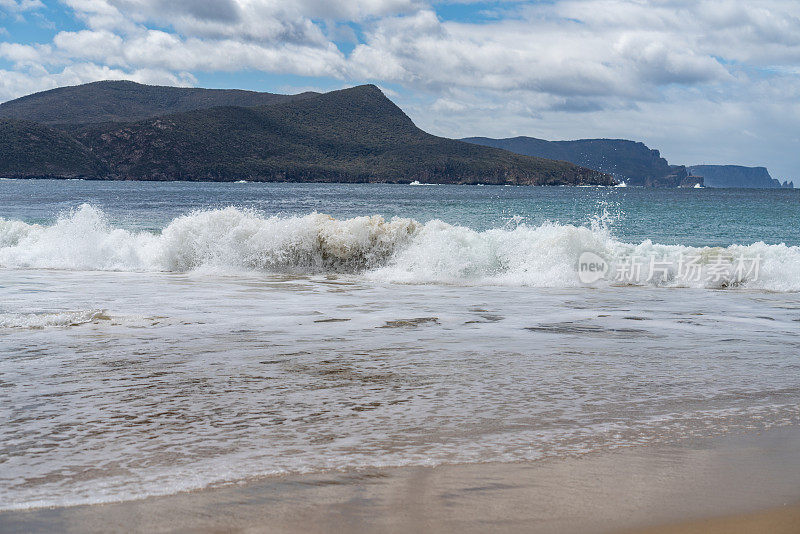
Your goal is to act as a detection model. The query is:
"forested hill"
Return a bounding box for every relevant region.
[0,82,612,185]
[0,80,318,124]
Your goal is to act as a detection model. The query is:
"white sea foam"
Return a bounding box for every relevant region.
[0,309,107,329]
[1,204,798,291]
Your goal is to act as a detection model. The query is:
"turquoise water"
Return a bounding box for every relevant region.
[2,180,798,246]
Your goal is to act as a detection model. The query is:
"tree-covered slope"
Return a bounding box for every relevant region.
[0,80,317,125]
[0,119,107,178]
[72,85,612,184]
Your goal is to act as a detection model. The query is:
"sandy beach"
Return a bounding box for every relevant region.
[630,503,800,534]
[1,426,798,533]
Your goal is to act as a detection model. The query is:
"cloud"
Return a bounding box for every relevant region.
[0,0,44,12]
[348,3,737,99]
[128,0,241,23]
[48,28,347,76]
[0,62,194,102]
[109,0,421,25]
[0,42,53,65]
[52,30,124,62]
[29,0,797,105]
[613,34,730,85]
[61,0,422,44]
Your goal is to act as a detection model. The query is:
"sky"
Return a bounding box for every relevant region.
[1,1,799,181]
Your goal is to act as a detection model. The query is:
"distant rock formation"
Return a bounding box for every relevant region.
[687,165,786,188]
[669,165,704,188]
[463,136,694,187]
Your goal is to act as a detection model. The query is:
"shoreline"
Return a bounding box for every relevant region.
[2,426,800,533]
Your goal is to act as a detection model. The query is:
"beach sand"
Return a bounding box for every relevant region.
[629,503,800,534]
[2,426,799,533]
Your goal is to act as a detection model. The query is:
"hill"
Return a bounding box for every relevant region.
[0,83,612,185]
[0,80,317,124]
[0,119,108,177]
[687,165,791,188]
[463,136,700,187]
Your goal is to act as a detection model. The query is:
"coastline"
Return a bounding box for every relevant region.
[2,426,799,534]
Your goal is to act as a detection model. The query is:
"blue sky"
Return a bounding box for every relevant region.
[1,0,799,181]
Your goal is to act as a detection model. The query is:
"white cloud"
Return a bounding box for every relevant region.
[0,0,44,12]
[60,0,422,43]
[0,62,194,101]
[31,0,798,104]
[47,29,347,75]
[347,3,739,99]
[0,42,53,65]
[122,32,347,75]
[430,97,468,112]
[52,30,124,62]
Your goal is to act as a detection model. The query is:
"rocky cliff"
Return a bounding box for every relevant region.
[687,165,791,188]
[463,136,695,187]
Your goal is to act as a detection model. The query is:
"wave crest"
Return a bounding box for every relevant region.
[1,204,798,291]
[160,208,420,272]
[0,204,420,273]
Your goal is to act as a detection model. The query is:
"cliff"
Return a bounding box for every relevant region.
[687,165,789,188]
[463,136,695,187]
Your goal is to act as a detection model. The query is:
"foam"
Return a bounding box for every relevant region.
[1,204,798,291]
[0,309,107,329]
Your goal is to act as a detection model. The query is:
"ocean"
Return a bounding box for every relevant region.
[1,180,799,510]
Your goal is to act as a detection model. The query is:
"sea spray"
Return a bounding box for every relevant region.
[1,204,798,291]
[366,220,615,286]
[159,207,420,272]
[0,204,420,273]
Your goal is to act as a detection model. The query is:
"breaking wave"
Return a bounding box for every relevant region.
[1,204,798,291]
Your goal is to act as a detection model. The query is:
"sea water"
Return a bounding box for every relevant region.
[1,180,799,509]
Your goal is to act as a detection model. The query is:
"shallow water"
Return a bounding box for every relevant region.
[1,181,799,509]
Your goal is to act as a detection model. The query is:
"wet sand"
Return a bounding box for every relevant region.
[2,426,799,534]
[629,502,800,534]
